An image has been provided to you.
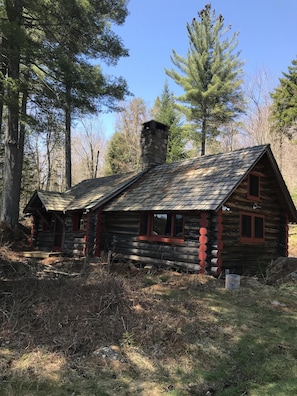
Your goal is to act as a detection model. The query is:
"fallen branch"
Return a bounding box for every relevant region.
[42,269,81,277]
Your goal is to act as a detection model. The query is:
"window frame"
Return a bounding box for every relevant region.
[138,212,185,244]
[240,212,265,244]
[247,172,261,201]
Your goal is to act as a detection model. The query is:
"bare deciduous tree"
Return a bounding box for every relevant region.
[242,69,297,192]
[242,68,276,147]
[72,117,107,184]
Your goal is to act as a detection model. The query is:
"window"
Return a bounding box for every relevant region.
[248,173,260,200]
[72,212,84,231]
[240,213,264,243]
[139,213,184,242]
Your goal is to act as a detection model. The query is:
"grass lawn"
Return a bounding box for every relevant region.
[1,253,297,396]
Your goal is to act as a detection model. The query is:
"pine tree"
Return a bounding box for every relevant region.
[152,82,188,162]
[270,58,297,138]
[39,0,130,188]
[165,3,245,155]
[105,131,131,175]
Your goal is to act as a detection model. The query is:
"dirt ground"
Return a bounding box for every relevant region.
[0,219,296,360]
[0,249,220,358]
[0,243,296,354]
[1,227,297,396]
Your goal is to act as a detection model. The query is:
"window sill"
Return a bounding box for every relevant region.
[247,194,261,202]
[138,235,184,244]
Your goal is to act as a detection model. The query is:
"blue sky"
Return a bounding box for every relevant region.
[98,0,297,137]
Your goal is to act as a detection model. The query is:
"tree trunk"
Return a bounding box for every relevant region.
[65,83,72,189]
[94,150,99,178]
[89,141,94,178]
[0,30,7,140]
[201,118,206,156]
[0,0,23,227]
[0,63,6,184]
[0,64,6,141]
[45,131,52,190]
[19,79,28,192]
[35,138,41,190]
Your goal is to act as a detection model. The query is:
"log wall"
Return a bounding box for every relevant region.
[32,215,55,251]
[100,212,202,272]
[62,212,98,256]
[207,211,223,276]
[32,212,96,257]
[219,157,289,274]
[61,215,84,255]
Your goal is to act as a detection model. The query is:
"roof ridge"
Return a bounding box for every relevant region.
[153,144,269,170]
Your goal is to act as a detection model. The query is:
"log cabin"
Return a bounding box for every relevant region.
[24,120,297,275]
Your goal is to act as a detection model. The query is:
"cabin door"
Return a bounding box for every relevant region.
[53,216,64,251]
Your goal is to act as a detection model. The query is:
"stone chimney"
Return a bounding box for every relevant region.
[140,120,168,170]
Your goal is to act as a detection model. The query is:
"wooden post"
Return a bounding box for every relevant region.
[199,212,208,274]
[216,209,223,275]
[83,212,91,256]
[95,209,102,257]
[30,218,35,248]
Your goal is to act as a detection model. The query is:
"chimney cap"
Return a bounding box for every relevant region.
[142,119,168,131]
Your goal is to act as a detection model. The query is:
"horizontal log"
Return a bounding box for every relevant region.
[211,249,218,256]
[121,254,200,272]
[211,257,218,266]
[106,228,139,235]
[210,266,219,275]
[112,243,200,265]
[112,235,199,251]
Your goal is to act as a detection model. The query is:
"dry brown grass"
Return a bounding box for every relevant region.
[1,251,297,395]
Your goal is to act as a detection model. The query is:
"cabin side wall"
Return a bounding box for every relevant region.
[220,158,289,274]
[100,211,204,272]
[63,212,98,256]
[31,215,55,251]
[63,214,85,256]
[32,211,98,256]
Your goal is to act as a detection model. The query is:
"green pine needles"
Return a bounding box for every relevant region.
[166,3,245,155]
[271,58,297,139]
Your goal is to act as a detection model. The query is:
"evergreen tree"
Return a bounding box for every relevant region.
[152,82,188,162]
[270,57,297,139]
[165,3,245,155]
[39,0,130,188]
[105,131,131,175]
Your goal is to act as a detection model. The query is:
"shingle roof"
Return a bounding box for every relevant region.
[24,144,297,222]
[35,191,73,212]
[103,145,270,212]
[66,172,140,211]
[24,172,140,213]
